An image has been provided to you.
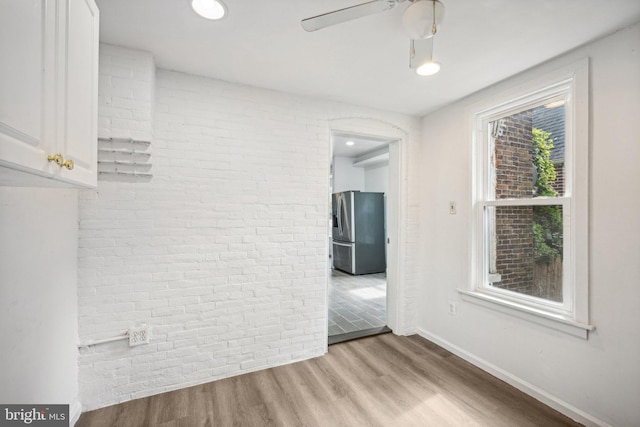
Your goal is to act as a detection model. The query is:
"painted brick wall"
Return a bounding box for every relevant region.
[97,44,155,141]
[78,44,421,410]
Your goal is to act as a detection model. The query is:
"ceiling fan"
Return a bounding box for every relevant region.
[301,0,446,75]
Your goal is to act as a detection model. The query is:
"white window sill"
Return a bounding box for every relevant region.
[458,289,595,339]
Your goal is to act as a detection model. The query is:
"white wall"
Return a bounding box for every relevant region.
[364,164,388,194]
[0,187,81,424]
[333,157,389,194]
[417,23,640,427]
[77,44,422,410]
[332,156,364,193]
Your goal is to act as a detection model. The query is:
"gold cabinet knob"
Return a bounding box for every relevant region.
[47,153,64,166]
[62,159,74,170]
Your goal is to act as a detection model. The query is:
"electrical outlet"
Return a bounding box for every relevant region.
[128,325,150,347]
[448,301,457,316]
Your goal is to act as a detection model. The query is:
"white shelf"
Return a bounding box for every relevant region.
[97,137,152,180]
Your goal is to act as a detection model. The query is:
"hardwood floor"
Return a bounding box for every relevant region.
[77,334,582,427]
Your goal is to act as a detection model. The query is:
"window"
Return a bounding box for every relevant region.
[465,60,593,338]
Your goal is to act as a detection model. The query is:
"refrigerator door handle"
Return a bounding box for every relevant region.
[332,241,352,247]
[337,195,343,236]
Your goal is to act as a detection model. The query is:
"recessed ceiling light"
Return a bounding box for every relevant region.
[346,141,355,146]
[191,0,227,20]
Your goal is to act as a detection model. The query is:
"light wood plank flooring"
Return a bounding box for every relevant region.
[328,270,387,336]
[77,334,582,427]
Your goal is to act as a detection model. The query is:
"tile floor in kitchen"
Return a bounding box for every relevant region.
[328,269,387,336]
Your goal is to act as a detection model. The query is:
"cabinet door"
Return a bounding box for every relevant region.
[57,0,99,187]
[0,0,57,177]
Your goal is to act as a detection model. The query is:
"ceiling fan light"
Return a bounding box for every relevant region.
[416,61,441,76]
[402,0,445,39]
[191,0,227,20]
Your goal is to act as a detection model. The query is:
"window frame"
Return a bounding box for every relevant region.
[463,59,594,338]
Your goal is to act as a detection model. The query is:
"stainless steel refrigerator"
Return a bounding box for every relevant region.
[332,191,386,275]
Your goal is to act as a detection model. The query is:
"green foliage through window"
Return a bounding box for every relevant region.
[532,128,563,263]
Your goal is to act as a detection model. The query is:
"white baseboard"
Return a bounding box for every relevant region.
[395,326,417,336]
[415,328,610,427]
[70,399,82,426]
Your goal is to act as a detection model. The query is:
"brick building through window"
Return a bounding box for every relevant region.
[489,103,565,301]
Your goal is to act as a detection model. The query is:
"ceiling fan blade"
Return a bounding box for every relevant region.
[301,0,400,32]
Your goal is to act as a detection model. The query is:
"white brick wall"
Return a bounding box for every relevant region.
[97,44,154,141]
[78,44,421,410]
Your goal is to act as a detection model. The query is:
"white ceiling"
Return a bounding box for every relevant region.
[96,0,640,117]
[332,131,396,157]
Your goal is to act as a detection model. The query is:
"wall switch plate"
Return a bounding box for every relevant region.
[449,201,456,214]
[128,325,150,346]
[448,301,457,315]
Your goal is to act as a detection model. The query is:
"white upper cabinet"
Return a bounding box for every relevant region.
[58,0,99,186]
[0,0,56,177]
[0,0,99,188]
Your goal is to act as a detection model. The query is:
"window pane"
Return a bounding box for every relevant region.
[489,101,566,199]
[488,205,563,302]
